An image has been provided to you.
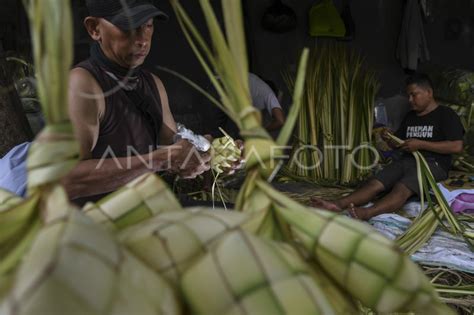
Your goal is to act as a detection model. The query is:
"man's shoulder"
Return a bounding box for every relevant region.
[146,72,166,92]
[146,71,159,82]
[71,59,95,77]
[69,66,101,92]
[248,72,259,82]
[429,105,462,122]
[403,110,417,118]
[68,65,104,117]
[437,105,458,115]
[70,66,95,81]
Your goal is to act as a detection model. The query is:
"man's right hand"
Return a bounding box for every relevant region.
[380,128,400,149]
[168,139,211,178]
[380,127,392,141]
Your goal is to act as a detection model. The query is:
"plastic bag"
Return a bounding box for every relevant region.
[174,123,210,152]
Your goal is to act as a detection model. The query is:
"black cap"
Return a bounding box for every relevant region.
[85,0,169,31]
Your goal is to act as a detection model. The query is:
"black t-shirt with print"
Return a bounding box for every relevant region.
[395,105,464,172]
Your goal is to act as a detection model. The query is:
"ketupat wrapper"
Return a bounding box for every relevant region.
[0,0,457,313]
[0,190,23,213]
[181,230,357,315]
[1,1,181,314]
[83,173,183,231]
[172,0,452,313]
[119,207,263,285]
[171,0,309,239]
[0,0,78,303]
[0,195,37,250]
[0,178,41,301]
[0,187,180,315]
[0,194,41,301]
[256,180,453,314]
[211,132,241,174]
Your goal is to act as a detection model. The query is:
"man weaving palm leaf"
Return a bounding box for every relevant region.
[311,74,464,220]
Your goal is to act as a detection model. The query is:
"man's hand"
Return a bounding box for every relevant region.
[400,138,425,152]
[220,139,245,175]
[169,139,211,179]
[265,108,285,132]
[229,139,245,172]
[380,127,392,141]
[202,138,244,192]
[380,128,400,149]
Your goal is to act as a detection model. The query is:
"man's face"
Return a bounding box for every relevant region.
[98,18,154,69]
[406,84,433,113]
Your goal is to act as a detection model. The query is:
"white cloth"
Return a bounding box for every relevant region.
[402,200,427,217]
[0,142,30,197]
[249,73,282,116]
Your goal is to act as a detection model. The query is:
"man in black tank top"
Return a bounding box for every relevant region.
[310,74,464,220]
[62,0,211,205]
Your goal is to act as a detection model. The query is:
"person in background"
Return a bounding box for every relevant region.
[249,73,286,133]
[207,73,285,139]
[310,73,464,220]
[62,0,211,206]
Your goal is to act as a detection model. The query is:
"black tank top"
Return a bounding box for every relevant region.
[72,58,163,205]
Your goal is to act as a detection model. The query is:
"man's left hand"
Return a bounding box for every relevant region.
[400,138,425,152]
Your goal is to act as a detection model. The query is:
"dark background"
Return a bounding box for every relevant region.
[1,0,474,134]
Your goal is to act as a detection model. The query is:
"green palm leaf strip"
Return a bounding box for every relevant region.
[0,0,76,282]
[287,43,379,184]
[387,134,474,250]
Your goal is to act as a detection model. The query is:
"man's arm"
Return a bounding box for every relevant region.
[381,127,401,149]
[62,139,208,199]
[62,68,168,199]
[153,74,176,145]
[63,69,210,200]
[400,139,463,154]
[249,74,285,133]
[400,108,464,154]
[265,107,285,132]
[62,149,171,199]
[68,67,102,159]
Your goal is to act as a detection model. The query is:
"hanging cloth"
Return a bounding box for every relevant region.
[396,0,430,71]
[308,0,346,37]
[419,0,431,17]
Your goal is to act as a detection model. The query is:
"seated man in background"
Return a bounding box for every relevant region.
[311,73,464,220]
[250,73,286,134]
[207,73,285,139]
